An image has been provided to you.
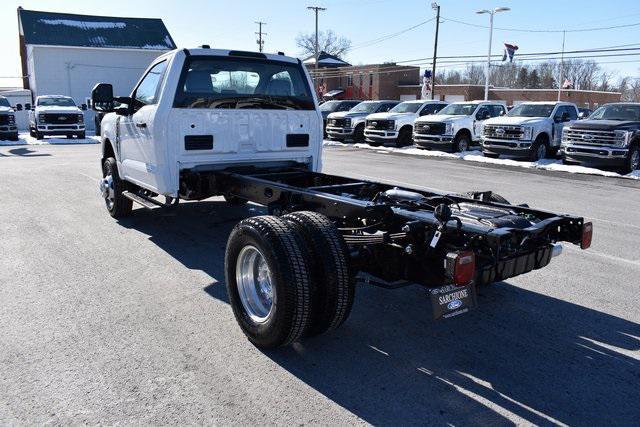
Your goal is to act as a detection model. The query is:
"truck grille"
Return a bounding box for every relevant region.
[563,128,621,146]
[44,114,79,124]
[328,118,347,127]
[366,119,394,130]
[414,122,445,135]
[483,125,523,139]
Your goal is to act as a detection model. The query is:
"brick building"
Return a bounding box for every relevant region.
[311,63,621,108]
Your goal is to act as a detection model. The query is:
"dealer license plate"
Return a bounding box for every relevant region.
[430,284,476,320]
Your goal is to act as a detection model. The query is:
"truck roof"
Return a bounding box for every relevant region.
[455,100,505,105]
[518,101,575,106]
[37,95,73,99]
[163,47,300,65]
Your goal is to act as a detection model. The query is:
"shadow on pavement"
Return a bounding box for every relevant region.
[5,147,52,157]
[119,200,640,425]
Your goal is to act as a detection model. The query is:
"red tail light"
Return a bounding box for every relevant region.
[446,250,476,286]
[581,222,593,249]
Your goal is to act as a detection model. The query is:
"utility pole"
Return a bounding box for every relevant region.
[255,21,267,52]
[307,6,326,83]
[430,2,440,99]
[558,30,566,101]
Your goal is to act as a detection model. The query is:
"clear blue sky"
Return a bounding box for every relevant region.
[2,0,640,87]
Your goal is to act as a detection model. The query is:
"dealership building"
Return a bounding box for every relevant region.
[311,63,621,108]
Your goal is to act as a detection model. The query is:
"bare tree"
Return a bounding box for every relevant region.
[296,30,352,59]
[463,64,485,85]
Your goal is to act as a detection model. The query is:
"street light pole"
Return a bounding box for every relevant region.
[477,7,510,101]
[431,2,440,100]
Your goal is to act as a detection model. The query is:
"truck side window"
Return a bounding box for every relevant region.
[567,106,578,121]
[134,60,167,106]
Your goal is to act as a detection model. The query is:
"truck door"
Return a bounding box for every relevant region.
[551,106,574,147]
[473,106,490,140]
[119,60,167,191]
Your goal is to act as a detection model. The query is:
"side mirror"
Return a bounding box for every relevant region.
[91,83,114,111]
[24,103,31,110]
[15,104,23,111]
[81,103,88,111]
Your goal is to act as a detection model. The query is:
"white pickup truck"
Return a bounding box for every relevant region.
[0,96,19,141]
[364,100,448,146]
[28,95,86,140]
[481,101,579,160]
[326,100,398,142]
[413,101,506,152]
[91,47,591,349]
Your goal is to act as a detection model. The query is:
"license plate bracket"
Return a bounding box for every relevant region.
[430,284,477,320]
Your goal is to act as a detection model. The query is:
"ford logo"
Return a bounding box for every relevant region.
[423,125,430,131]
[582,134,594,140]
[447,299,463,310]
[58,116,66,120]
[371,121,377,126]
[495,128,505,136]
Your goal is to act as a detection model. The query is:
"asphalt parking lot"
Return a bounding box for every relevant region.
[1,143,639,425]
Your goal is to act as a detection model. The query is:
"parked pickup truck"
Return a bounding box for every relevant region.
[326,100,398,142]
[481,102,578,161]
[29,95,86,140]
[414,100,506,152]
[0,96,19,141]
[364,100,448,146]
[561,102,640,173]
[319,99,361,137]
[91,47,591,349]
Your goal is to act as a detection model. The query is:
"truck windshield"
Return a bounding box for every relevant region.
[0,97,10,108]
[438,103,477,116]
[350,102,380,113]
[319,101,341,112]
[589,104,640,121]
[38,97,76,107]
[174,56,314,110]
[389,102,422,113]
[508,104,555,117]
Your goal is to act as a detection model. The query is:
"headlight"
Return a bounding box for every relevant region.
[561,127,570,142]
[444,122,453,135]
[38,113,46,123]
[344,118,351,127]
[389,120,396,130]
[520,126,533,141]
[614,130,630,147]
[78,114,84,124]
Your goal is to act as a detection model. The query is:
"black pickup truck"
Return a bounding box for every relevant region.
[561,103,640,173]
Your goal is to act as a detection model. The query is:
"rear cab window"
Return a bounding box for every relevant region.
[173,55,314,110]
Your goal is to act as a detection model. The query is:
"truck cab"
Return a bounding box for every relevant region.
[93,48,322,199]
[0,96,19,141]
[561,102,640,173]
[482,102,578,161]
[413,100,506,152]
[364,100,448,147]
[325,100,398,143]
[29,95,86,140]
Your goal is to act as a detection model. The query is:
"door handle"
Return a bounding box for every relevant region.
[135,122,147,128]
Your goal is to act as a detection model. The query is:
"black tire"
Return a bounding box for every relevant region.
[29,128,35,138]
[453,132,471,152]
[101,157,133,218]
[284,211,354,336]
[225,216,313,348]
[95,119,101,136]
[464,191,510,204]
[528,136,548,161]
[36,132,43,140]
[397,127,412,147]
[78,132,86,139]
[353,124,365,143]
[483,152,500,159]
[9,133,19,142]
[622,144,640,174]
[224,194,248,206]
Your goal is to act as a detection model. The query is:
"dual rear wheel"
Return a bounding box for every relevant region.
[224,212,355,348]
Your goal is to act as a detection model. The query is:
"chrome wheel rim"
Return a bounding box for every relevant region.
[536,144,546,160]
[236,246,274,323]
[100,174,115,210]
[459,139,469,152]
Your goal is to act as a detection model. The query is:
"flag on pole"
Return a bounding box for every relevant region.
[421,69,432,100]
[502,43,519,62]
[562,79,573,89]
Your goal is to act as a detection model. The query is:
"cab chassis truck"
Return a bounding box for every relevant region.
[93,47,592,349]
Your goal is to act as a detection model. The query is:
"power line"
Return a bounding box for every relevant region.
[350,17,435,50]
[440,15,640,33]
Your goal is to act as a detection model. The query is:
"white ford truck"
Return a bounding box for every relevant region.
[364,100,448,146]
[413,101,506,152]
[481,102,579,160]
[91,47,591,349]
[29,95,86,140]
[326,100,398,142]
[0,96,19,141]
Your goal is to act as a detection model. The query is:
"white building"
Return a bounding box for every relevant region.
[17,8,176,130]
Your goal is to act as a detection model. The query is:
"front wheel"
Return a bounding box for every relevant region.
[225,216,313,348]
[397,128,412,147]
[453,133,471,152]
[528,138,548,161]
[35,132,43,140]
[622,145,640,174]
[101,157,132,218]
[353,124,365,144]
[78,132,86,139]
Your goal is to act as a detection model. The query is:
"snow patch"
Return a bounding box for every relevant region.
[38,19,127,29]
[1,133,100,146]
[324,140,640,180]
